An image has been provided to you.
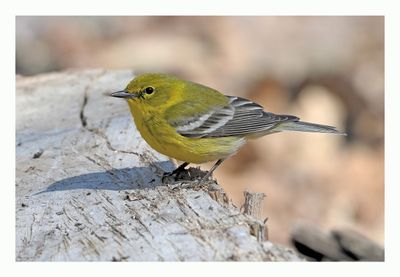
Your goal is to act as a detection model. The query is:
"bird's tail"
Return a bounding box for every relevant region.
[276,121,346,135]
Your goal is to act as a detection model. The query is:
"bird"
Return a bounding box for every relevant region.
[111,73,345,181]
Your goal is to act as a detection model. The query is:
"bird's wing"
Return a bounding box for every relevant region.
[170,96,298,138]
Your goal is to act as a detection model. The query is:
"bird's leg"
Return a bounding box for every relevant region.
[162,162,189,180]
[178,159,225,189]
[163,159,224,186]
[200,159,225,181]
[166,159,225,189]
[170,162,189,175]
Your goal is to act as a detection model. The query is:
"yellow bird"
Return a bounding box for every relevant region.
[111,73,345,180]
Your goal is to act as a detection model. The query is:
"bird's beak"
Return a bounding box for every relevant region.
[110,90,137,99]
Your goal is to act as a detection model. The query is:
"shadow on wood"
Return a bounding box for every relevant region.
[36,163,171,194]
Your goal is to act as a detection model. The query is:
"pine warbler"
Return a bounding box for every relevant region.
[111,73,345,180]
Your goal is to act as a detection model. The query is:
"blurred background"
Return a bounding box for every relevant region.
[16,16,384,248]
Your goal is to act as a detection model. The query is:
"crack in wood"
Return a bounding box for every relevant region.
[79,70,107,129]
[106,221,128,240]
[80,92,88,128]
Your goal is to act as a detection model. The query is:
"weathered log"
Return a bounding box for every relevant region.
[16,69,302,261]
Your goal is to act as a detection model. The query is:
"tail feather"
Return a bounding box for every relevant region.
[277,121,346,135]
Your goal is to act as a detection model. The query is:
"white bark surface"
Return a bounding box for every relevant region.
[16,69,302,261]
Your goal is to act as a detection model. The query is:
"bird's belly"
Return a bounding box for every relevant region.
[158,136,246,164]
[135,117,246,163]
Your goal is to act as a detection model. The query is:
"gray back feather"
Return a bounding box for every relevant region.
[176,96,298,138]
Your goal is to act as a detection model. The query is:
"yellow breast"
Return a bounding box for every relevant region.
[127,102,246,164]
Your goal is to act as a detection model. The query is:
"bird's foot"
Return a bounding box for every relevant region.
[166,179,216,191]
[161,162,189,184]
[163,167,216,191]
[162,170,188,184]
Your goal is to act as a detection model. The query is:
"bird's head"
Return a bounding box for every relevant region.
[111,73,182,108]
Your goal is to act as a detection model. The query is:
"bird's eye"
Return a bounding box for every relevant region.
[145,87,154,94]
